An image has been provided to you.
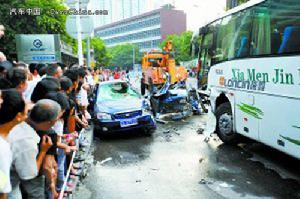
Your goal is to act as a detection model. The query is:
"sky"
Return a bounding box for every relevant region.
[87,0,227,31]
[152,0,226,31]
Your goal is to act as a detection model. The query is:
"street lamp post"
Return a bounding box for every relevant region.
[86,37,91,68]
[132,46,135,69]
[76,0,84,66]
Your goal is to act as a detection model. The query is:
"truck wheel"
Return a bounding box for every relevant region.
[150,99,157,117]
[141,81,146,96]
[148,78,154,94]
[215,102,240,145]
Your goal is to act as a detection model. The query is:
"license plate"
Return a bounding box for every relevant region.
[120,118,138,127]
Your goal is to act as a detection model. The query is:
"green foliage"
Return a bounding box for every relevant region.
[238,0,249,4]
[160,31,194,64]
[26,0,67,34]
[0,0,76,59]
[0,0,36,58]
[108,44,141,69]
[90,38,111,67]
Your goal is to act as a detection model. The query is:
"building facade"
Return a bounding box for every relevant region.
[90,0,149,27]
[94,8,186,51]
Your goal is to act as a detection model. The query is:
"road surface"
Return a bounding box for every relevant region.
[76,115,300,199]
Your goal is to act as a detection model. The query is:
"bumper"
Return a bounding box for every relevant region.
[94,115,156,133]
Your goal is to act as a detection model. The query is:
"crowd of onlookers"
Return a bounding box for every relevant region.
[0,58,96,199]
[93,68,131,83]
[0,26,96,199]
[0,22,135,199]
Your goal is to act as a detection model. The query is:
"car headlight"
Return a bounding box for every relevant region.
[142,108,152,115]
[179,98,187,103]
[142,99,151,109]
[96,112,112,120]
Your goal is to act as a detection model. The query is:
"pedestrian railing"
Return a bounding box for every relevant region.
[58,129,83,199]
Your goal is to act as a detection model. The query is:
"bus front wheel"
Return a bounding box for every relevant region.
[215,102,240,145]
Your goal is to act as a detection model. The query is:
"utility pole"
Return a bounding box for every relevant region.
[86,37,91,68]
[132,46,135,69]
[76,0,83,66]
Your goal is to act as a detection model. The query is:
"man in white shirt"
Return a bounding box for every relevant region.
[0,136,12,197]
[7,100,56,199]
[0,89,28,199]
[7,122,41,199]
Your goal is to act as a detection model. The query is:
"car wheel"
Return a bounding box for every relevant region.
[143,128,155,136]
[93,125,103,137]
[215,102,240,145]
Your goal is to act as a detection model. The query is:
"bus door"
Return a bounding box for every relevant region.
[224,9,260,140]
[235,90,259,140]
[198,27,215,90]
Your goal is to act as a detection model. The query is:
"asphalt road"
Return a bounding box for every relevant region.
[76,115,300,199]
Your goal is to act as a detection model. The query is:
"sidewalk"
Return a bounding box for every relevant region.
[58,126,94,199]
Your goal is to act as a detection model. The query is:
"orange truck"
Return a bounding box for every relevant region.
[141,41,188,91]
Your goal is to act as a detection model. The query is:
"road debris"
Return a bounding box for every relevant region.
[100,157,113,165]
[202,109,216,142]
[156,118,168,124]
[219,182,232,188]
[199,158,204,163]
[198,179,212,185]
[197,128,204,134]
[174,132,180,136]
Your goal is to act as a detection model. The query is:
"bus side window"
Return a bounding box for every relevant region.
[236,36,249,57]
[278,26,300,54]
[271,31,281,54]
[250,6,271,56]
[250,2,300,56]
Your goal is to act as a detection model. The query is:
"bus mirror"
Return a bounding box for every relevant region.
[208,48,214,56]
[200,27,208,35]
[189,44,193,56]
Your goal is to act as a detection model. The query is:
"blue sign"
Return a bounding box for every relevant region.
[32,55,56,61]
[16,34,62,63]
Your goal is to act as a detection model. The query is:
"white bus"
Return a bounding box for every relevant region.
[193,0,300,159]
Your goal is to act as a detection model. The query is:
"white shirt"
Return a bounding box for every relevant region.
[23,76,42,102]
[86,75,94,86]
[52,119,64,136]
[109,76,114,81]
[0,136,12,193]
[77,87,89,107]
[8,122,40,181]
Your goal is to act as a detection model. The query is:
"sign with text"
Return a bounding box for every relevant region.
[16,34,61,63]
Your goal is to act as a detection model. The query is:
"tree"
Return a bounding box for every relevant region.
[0,0,76,59]
[238,0,249,4]
[160,31,194,64]
[108,44,141,69]
[90,38,111,67]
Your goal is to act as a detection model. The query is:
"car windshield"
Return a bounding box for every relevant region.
[97,82,140,101]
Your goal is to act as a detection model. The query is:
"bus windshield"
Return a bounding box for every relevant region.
[199,0,300,65]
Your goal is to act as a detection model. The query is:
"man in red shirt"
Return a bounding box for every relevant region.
[113,71,120,79]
